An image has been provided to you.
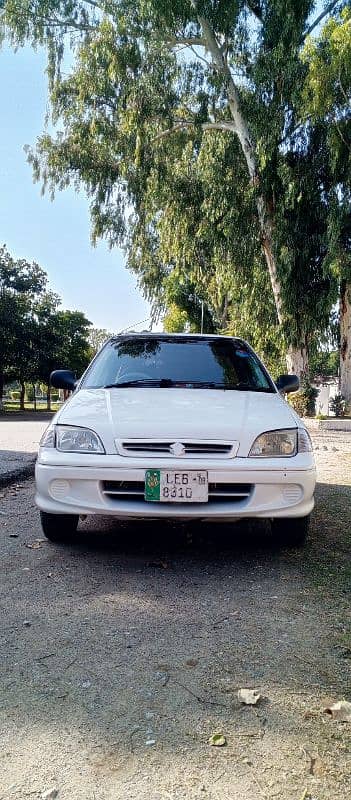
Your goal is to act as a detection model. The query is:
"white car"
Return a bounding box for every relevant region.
[36,333,316,546]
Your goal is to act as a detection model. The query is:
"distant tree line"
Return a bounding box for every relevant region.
[0,245,93,409]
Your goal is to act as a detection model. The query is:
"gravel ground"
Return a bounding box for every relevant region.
[0,434,350,800]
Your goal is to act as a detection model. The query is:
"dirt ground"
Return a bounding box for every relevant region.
[0,431,350,800]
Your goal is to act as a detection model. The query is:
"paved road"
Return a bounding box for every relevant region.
[0,437,350,800]
[0,413,51,484]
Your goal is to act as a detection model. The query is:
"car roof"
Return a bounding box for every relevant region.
[109,332,246,344]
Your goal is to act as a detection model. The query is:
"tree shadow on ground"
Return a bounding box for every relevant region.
[1,479,350,800]
[0,449,36,487]
[0,411,54,422]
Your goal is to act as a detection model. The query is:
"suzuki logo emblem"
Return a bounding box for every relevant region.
[170,441,185,457]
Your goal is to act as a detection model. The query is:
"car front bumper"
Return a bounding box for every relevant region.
[35,452,316,521]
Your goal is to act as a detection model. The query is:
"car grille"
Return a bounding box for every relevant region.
[101,480,252,504]
[116,440,237,458]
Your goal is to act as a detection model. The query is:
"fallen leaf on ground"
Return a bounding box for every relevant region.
[309,754,325,776]
[186,658,199,667]
[208,733,227,747]
[238,688,261,705]
[303,710,319,720]
[25,539,46,549]
[323,700,351,722]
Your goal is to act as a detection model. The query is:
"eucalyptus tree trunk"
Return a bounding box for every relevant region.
[0,370,4,410]
[46,384,51,412]
[193,6,309,377]
[286,344,309,379]
[340,279,351,407]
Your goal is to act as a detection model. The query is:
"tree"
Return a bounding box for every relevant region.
[35,300,92,409]
[1,0,346,377]
[11,312,39,409]
[0,245,92,410]
[163,303,189,333]
[132,123,331,373]
[89,326,114,354]
[301,6,351,402]
[0,245,47,406]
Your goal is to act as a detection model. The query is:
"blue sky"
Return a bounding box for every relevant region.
[0,44,151,332]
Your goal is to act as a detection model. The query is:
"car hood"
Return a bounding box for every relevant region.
[56,387,298,456]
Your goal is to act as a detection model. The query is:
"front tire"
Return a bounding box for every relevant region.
[40,511,79,542]
[271,515,310,547]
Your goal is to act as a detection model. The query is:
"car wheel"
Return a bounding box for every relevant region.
[40,510,79,542]
[271,515,310,547]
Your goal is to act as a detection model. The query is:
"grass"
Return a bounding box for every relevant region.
[1,401,60,413]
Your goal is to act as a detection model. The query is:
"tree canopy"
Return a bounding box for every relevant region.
[0,245,92,408]
[89,326,114,354]
[1,0,349,383]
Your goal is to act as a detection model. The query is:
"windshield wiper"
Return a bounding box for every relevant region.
[104,379,274,391]
[182,382,273,391]
[104,378,174,388]
[229,383,274,392]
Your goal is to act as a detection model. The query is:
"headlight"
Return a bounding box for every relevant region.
[297,427,313,452]
[55,425,105,454]
[39,425,56,448]
[249,429,297,457]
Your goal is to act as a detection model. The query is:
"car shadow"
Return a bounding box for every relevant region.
[59,516,288,563]
[46,477,351,567]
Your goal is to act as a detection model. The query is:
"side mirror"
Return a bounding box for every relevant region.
[276,374,299,394]
[50,369,78,391]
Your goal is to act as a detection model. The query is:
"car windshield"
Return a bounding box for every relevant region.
[82,337,275,392]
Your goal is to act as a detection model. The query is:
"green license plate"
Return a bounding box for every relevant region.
[145,470,208,503]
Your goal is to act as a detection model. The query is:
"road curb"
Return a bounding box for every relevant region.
[0,460,36,488]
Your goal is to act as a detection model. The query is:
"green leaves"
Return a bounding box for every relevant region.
[1,0,349,376]
[302,7,351,122]
[0,245,92,386]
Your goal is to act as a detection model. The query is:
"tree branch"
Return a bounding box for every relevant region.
[189,44,213,68]
[203,121,236,132]
[153,119,236,141]
[303,0,341,40]
[46,17,97,32]
[189,0,285,326]
[166,35,207,48]
[83,0,117,23]
[153,121,192,140]
[189,0,257,180]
